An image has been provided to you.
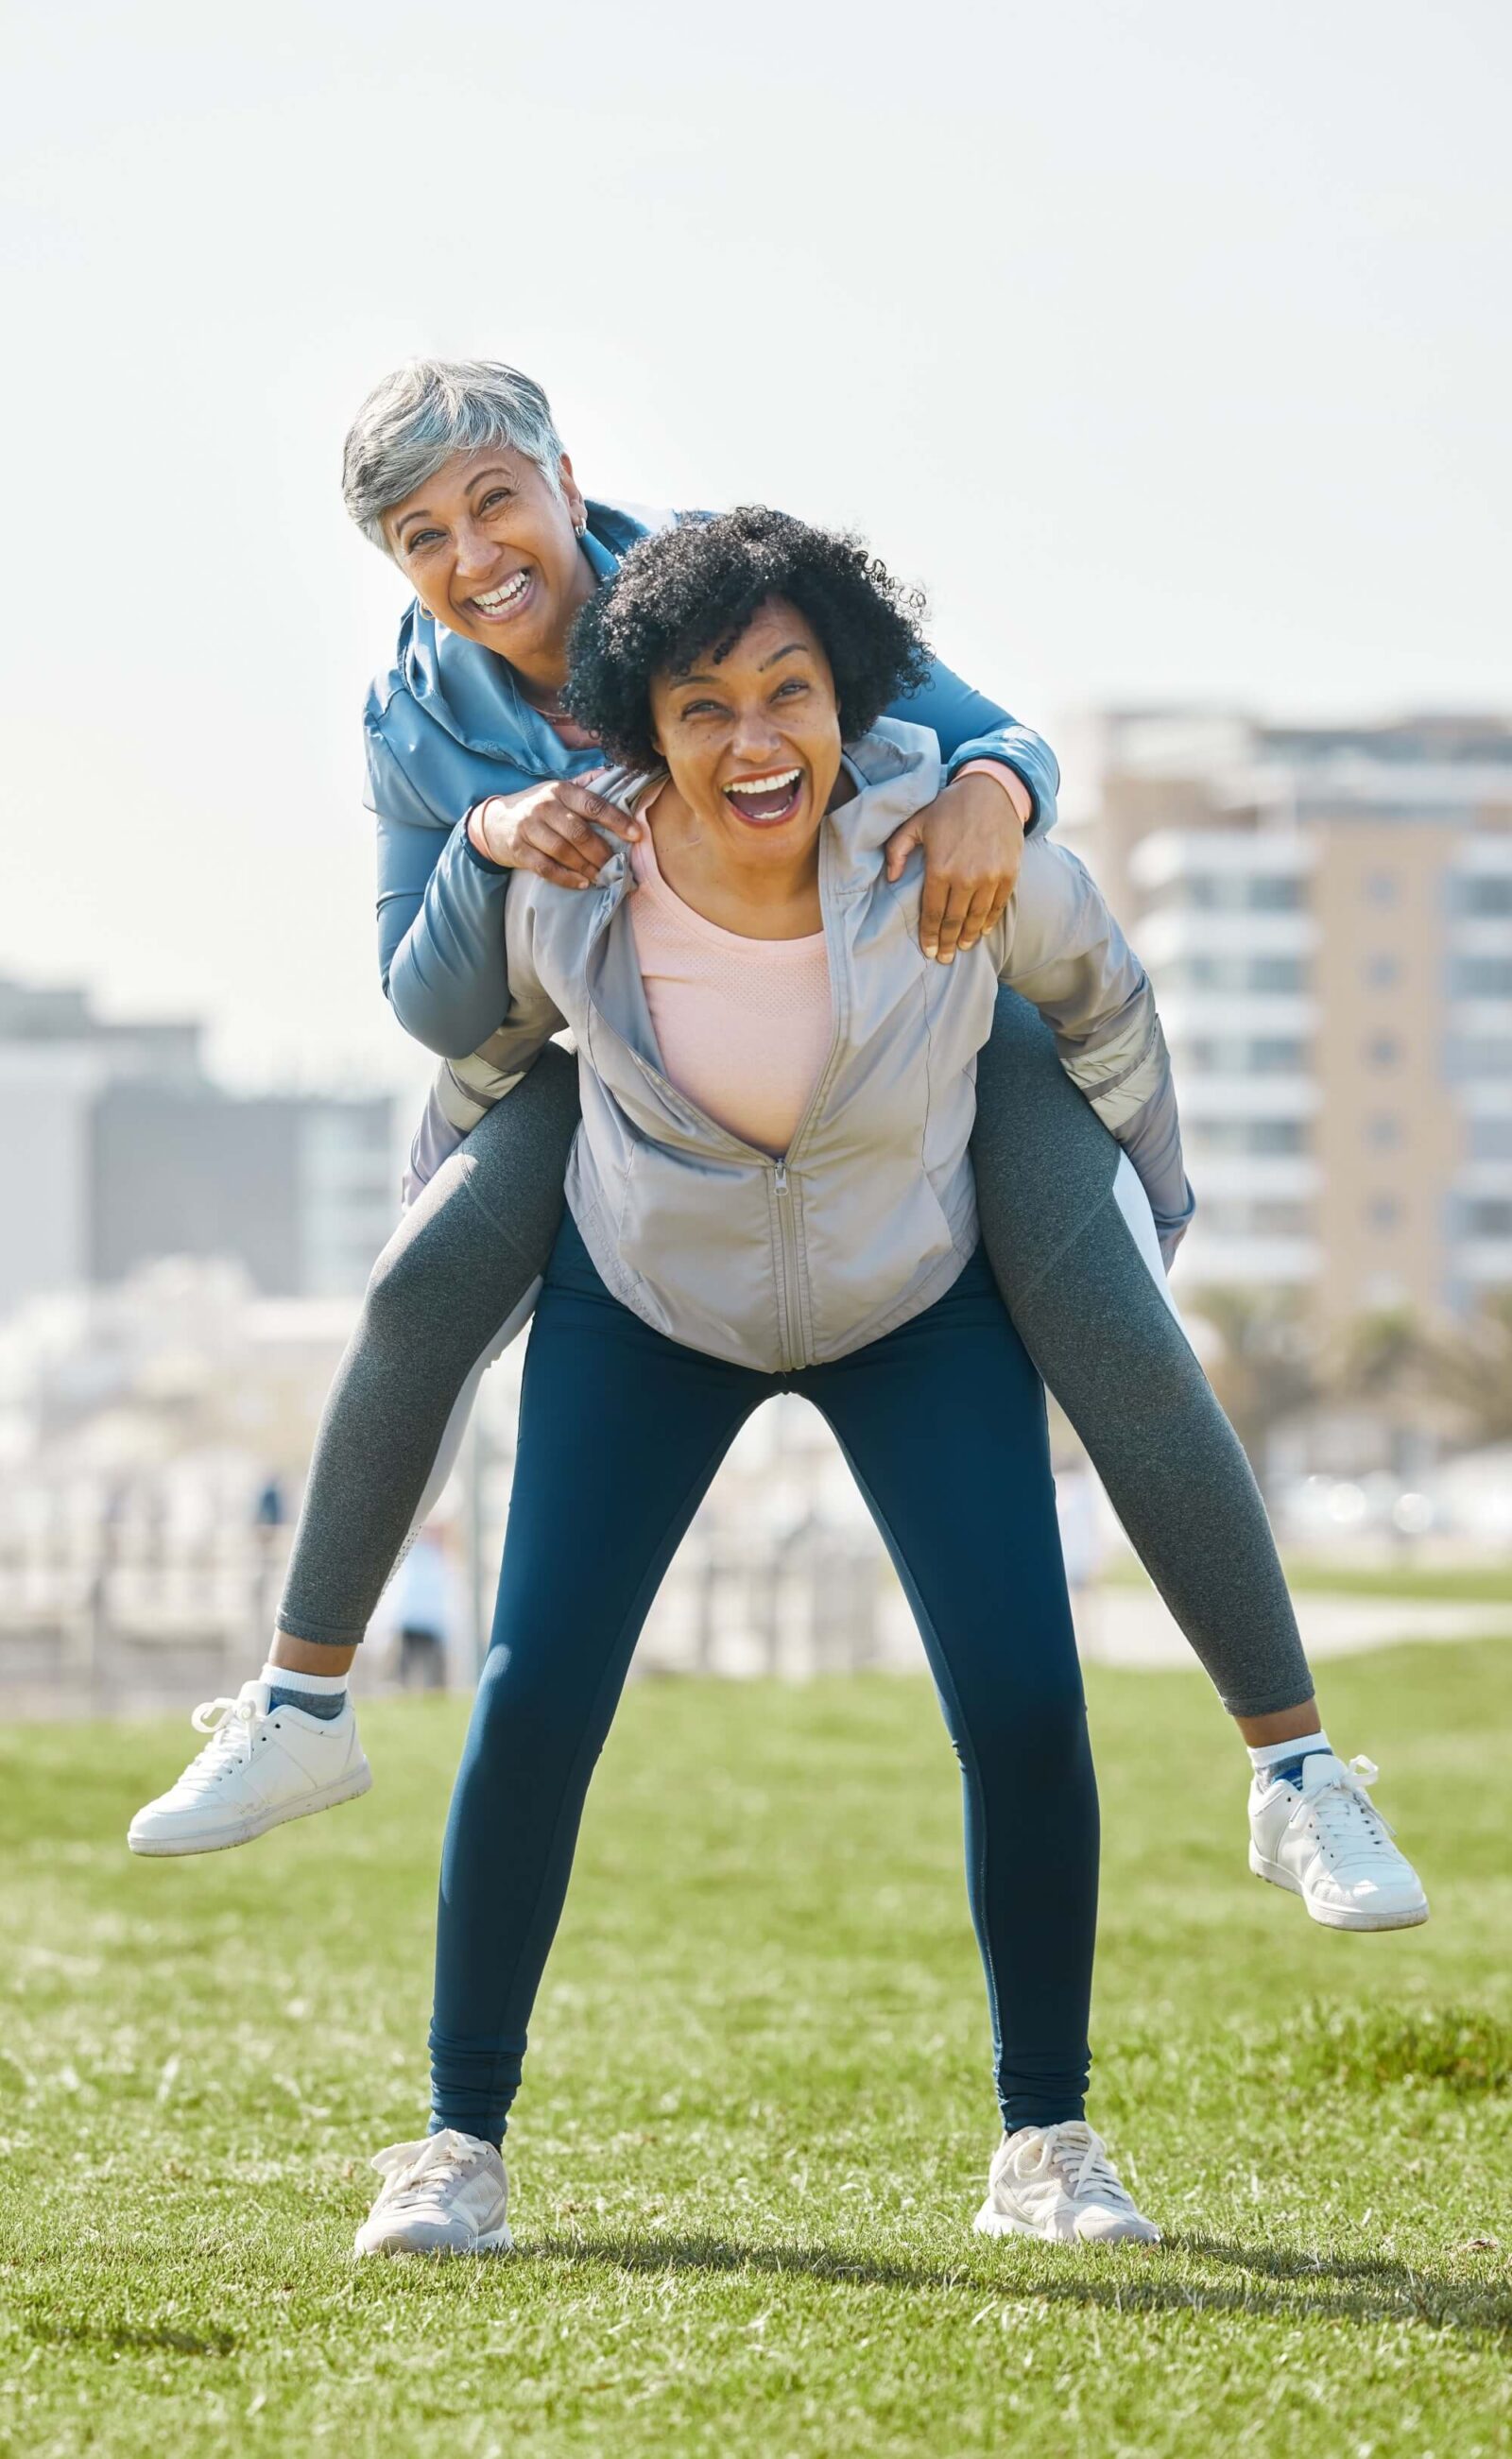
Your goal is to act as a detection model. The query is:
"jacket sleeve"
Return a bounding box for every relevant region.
[988,838,1195,1260]
[403,886,570,1202]
[885,657,1060,834]
[370,725,517,1060]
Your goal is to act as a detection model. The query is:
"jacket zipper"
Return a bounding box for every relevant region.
[585,814,847,1374]
[771,1161,807,1370]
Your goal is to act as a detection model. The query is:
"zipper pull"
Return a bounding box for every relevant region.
[774,1161,788,1194]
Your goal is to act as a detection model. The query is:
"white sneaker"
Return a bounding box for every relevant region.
[1248,1750,1428,1932]
[127,1680,371,1857]
[973,2121,1160,2244]
[353,2130,512,2258]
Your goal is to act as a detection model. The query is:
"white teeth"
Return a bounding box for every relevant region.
[473,571,530,611]
[722,769,801,798]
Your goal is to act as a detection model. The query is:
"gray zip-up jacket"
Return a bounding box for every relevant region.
[421,721,1193,1373]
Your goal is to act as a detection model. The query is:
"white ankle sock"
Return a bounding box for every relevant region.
[1247,1728,1329,1775]
[261,1660,349,1696]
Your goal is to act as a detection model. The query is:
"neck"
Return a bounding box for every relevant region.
[497,542,597,697]
[647,783,825,937]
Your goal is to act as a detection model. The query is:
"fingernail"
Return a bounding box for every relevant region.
[940,950,955,965]
[921,940,937,958]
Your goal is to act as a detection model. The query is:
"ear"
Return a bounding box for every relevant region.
[559,453,587,533]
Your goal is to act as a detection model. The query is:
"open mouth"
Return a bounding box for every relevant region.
[469,569,533,624]
[721,767,804,825]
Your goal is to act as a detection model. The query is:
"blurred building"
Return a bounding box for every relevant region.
[1075,714,1512,1322]
[1,976,394,1309]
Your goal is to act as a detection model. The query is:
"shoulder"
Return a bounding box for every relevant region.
[586,497,679,554]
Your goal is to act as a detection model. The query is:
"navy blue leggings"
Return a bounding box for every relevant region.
[430,1215,1099,2144]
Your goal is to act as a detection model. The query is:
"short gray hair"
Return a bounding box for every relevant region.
[341,357,565,554]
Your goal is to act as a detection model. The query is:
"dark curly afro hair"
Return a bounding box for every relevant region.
[561,506,932,769]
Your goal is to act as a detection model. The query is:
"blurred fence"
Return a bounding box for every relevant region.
[0,1488,913,1721]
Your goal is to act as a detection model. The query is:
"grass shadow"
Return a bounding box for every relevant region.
[524,2227,1512,2342]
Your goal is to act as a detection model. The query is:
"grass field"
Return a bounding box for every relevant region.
[1104,1555,1512,1605]
[2,1641,1508,2458]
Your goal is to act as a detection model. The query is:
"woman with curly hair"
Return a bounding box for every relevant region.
[352,506,1197,2255]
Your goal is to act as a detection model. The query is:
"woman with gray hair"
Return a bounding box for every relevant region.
[129,359,1427,1952]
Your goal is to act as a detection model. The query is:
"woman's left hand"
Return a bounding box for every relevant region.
[883,767,1031,963]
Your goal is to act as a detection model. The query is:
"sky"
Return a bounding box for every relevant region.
[3,0,1508,1095]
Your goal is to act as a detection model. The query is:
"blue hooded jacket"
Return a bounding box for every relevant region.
[365,500,1061,1060]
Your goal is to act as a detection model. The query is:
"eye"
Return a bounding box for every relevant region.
[773,678,810,699]
[403,527,444,557]
[679,698,725,719]
[479,488,514,513]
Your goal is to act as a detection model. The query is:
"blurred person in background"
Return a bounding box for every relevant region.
[388,1522,453,1691]
[128,360,1427,1954]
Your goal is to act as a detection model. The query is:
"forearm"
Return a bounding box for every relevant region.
[888,659,1060,834]
[944,722,1058,834]
[384,820,514,1059]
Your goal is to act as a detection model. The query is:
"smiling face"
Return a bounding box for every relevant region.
[383,443,594,686]
[648,600,844,875]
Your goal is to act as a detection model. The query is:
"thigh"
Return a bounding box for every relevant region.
[971,986,1125,1301]
[447,1040,582,1274]
[806,1256,1080,1726]
[486,1216,766,1710]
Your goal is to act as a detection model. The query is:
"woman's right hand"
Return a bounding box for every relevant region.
[468,778,643,890]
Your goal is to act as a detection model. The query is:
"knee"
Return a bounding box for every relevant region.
[959,1663,1089,1770]
[356,1219,435,1352]
[468,1641,598,1768]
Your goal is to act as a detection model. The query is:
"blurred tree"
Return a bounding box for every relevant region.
[1424,1289,1512,1448]
[1187,1286,1319,1471]
[1332,1306,1430,1407]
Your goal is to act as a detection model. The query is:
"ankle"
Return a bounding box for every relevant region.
[261,1659,350,1722]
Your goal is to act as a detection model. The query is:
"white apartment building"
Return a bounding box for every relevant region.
[1078,714,1512,1324]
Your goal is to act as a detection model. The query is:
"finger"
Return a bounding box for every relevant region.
[918,868,950,959]
[982,888,1013,941]
[512,844,600,890]
[526,820,608,884]
[884,817,922,883]
[930,879,980,965]
[558,779,642,842]
[553,814,621,874]
[954,880,1001,954]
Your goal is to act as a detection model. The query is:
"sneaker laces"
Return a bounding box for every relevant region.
[1022,2121,1138,2210]
[1290,1754,1397,1860]
[369,2132,488,2210]
[175,1694,263,1791]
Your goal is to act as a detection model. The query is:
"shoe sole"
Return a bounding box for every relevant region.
[355,2222,514,2259]
[128,1760,373,1856]
[973,2205,1160,2245]
[1248,1841,1429,1931]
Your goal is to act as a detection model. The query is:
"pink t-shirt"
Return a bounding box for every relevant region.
[628,816,831,1159]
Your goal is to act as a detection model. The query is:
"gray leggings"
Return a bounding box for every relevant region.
[278,992,1314,1719]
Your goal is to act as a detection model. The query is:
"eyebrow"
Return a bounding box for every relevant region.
[677,643,810,686]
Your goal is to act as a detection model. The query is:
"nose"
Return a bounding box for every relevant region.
[452,516,498,583]
[730,701,784,763]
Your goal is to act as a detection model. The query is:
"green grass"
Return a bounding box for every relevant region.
[1281,1559,1512,1606]
[2,1642,1509,2459]
[1103,1553,1512,1605]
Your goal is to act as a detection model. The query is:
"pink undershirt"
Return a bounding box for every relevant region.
[623,760,1027,1157]
[628,803,832,1157]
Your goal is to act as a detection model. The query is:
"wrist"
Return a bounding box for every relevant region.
[467,797,511,869]
[954,757,1033,832]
